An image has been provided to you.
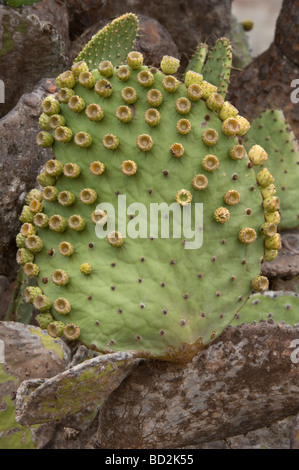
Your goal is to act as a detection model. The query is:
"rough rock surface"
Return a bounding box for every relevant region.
[0,321,70,448]
[96,322,299,448]
[0,3,66,117]
[0,78,56,278]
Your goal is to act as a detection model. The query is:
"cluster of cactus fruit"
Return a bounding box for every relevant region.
[14,14,297,360]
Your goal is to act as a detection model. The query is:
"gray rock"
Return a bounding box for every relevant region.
[0,3,66,118]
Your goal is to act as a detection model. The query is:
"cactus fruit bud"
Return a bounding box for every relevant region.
[36,131,54,148]
[259,222,277,237]
[127,51,144,70]
[235,115,250,135]
[49,214,67,233]
[137,70,154,88]
[146,89,163,107]
[43,186,59,202]
[41,97,61,116]
[214,207,230,223]
[58,241,74,257]
[238,227,257,244]
[38,113,51,130]
[16,248,34,265]
[175,189,192,206]
[222,118,240,136]
[98,60,114,77]
[121,86,137,104]
[52,269,69,286]
[103,134,119,150]
[262,196,280,212]
[68,215,85,231]
[74,132,93,148]
[206,93,224,112]
[71,60,89,77]
[24,286,42,303]
[95,79,113,98]
[48,321,65,338]
[107,231,124,247]
[184,70,203,87]
[57,70,76,88]
[192,174,209,190]
[58,88,75,103]
[63,323,81,341]
[176,119,191,135]
[136,134,153,151]
[29,199,43,214]
[202,128,219,146]
[160,55,180,74]
[20,223,36,237]
[45,159,64,176]
[49,114,66,129]
[90,161,105,176]
[229,145,246,161]
[224,190,241,206]
[116,105,133,123]
[33,294,52,312]
[260,184,276,199]
[37,170,56,187]
[117,65,131,82]
[58,191,76,206]
[25,235,43,253]
[264,211,281,224]
[251,276,269,292]
[256,168,274,187]
[54,298,71,315]
[162,75,179,93]
[78,71,96,89]
[264,233,282,250]
[23,262,40,277]
[68,95,86,113]
[121,160,138,176]
[63,163,81,179]
[35,313,54,330]
[264,249,278,262]
[55,126,73,143]
[19,206,34,224]
[80,263,92,275]
[79,188,97,205]
[219,102,238,121]
[175,97,191,115]
[33,213,49,229]
[201,80,218,100]
[170,143,184,158]
[25,189,43,204]
[248,145,268,166]
[144,108,161,126]
[187,84,203,101]
[86,103,104,121]
[16,233,26,248]
[202,154,219,172]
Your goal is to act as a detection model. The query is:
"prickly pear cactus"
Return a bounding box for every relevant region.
[245,109,299,229]
[16,24,282,360]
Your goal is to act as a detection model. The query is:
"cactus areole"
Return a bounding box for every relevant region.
[17,15,280,361]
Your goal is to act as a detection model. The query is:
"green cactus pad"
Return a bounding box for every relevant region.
[202,37,232,97]
[244,109,299,229]
[231,291,299,327]
[18,49,279,360]
[74,13,139,69]
[185,42,209,76]
[3,0,42,6]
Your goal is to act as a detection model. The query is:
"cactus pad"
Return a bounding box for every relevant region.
[17,34,282,360]
[231,291,299,327]
[74,13,139,70]
[244,109,299,229]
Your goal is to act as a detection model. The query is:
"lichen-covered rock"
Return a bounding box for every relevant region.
[0,321,70,448]
[0,3,66,117]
